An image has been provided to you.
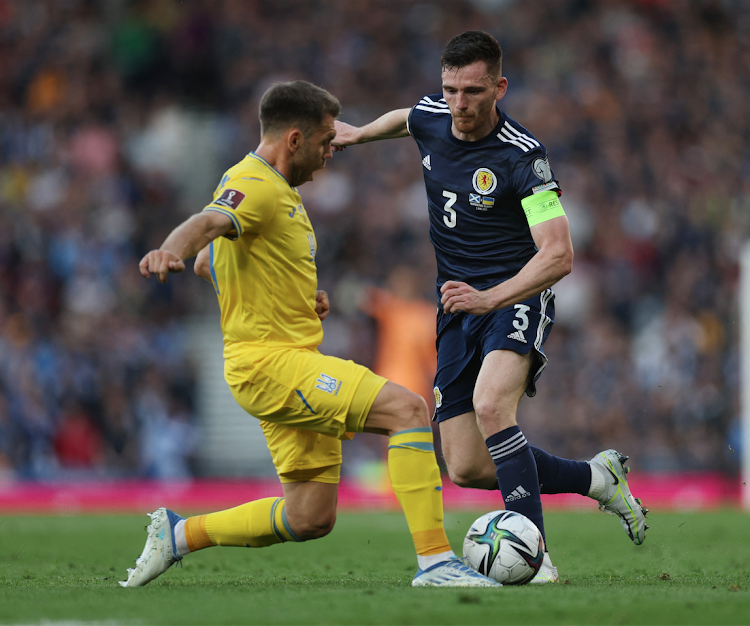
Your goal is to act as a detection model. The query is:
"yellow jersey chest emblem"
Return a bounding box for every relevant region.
[280,201,316,264]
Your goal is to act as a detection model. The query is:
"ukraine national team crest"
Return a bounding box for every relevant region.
[472,168,497,195]
[316,373,342,396]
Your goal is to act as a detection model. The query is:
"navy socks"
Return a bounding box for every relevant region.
[486,426,546,543]
[531,446,592,496]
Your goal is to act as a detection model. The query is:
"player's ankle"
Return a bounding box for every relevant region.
[417,550,455,571]
[587,462,606,499]
[174,519,190,557]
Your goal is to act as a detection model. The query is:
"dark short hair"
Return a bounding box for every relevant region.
[441,31,502,77]
[259,80,341,137]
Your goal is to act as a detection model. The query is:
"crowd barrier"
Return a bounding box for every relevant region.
[0,473,741,514]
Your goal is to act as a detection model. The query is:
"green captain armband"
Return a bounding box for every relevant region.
[521,190,566,227]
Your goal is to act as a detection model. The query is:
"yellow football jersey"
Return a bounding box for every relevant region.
[203,152,322,355]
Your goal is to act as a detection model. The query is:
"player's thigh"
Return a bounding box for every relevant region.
[477,289,554,399]
[260,418,343,482]
[439,410,497,489]
[362,380,429,435]
[227,347,385,440]
[473,349,532,437]
[261,419,341,539]
[433,312,481,424]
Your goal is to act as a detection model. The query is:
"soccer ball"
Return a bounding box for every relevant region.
[462,510,544,585]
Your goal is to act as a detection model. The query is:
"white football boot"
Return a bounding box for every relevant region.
[589,449,649,545]
[120,508,184,587]
[412,558,501,587]
[529,552,558,584]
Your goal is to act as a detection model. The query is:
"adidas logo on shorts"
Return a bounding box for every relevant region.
[507,330,527,343]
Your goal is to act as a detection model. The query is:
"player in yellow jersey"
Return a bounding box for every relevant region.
[120,81,498,588]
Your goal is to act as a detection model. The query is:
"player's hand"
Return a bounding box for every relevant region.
[315,290,330,321]
[139,250,185,284]
[440,281,495,315]
[331,121,360,152]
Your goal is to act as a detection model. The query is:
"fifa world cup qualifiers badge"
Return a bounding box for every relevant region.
[215,188,246,209]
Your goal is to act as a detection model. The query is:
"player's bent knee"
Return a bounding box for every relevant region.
[447,465,496,490]
[472,398,497,421]
[364,382,430,435]
[288,511,336,541]
[473,399,516,432]
[401,391,429,430]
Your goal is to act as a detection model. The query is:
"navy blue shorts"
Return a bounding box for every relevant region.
[432,288,555,422]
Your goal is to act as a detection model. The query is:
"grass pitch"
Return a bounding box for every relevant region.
[0,509,749,625]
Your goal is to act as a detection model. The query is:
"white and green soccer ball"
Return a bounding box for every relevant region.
[462,510,545,585]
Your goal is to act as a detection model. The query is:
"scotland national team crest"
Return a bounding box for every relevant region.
[472,168,497,195]
[433,386,443,408]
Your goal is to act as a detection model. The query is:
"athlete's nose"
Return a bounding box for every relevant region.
[455,91,469,110]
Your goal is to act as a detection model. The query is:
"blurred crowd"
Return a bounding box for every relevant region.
[0,0,746,480]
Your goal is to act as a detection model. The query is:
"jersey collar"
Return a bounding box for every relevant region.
[247,152,298,191]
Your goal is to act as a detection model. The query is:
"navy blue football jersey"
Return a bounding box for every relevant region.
[408,94,561,293]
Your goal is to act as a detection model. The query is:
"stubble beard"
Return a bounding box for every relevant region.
[289,156,312,187]
[289,162,305,187]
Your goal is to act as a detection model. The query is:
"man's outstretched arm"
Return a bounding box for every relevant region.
[440,215,574,315]
[333,108,411,149]
[139,211,233,283]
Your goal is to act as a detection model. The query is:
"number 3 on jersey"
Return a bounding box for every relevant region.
[442,190,457,228]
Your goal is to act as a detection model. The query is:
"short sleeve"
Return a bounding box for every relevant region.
[510,148,561,200]
[202,177,276,240]
[409,94,452,142]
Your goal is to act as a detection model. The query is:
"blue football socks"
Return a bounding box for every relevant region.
[531,446,592,496]
[485,425,546,544]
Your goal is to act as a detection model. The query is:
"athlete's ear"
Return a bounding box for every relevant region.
[496,77,508,102]
[286,128,304,154]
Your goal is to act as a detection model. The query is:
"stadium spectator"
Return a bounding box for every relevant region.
[0,0,744,479]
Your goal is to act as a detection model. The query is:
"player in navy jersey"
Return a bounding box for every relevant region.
[333,31,647,582]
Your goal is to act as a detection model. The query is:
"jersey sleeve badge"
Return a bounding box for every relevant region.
[531,157,553,183]
[214,188,246,210]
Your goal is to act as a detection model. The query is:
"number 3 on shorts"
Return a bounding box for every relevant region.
[513,304,530,331]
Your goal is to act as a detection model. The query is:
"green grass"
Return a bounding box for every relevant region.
[0,510,749,625]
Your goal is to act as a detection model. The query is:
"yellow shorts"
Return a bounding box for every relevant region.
[225,345,387,483]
